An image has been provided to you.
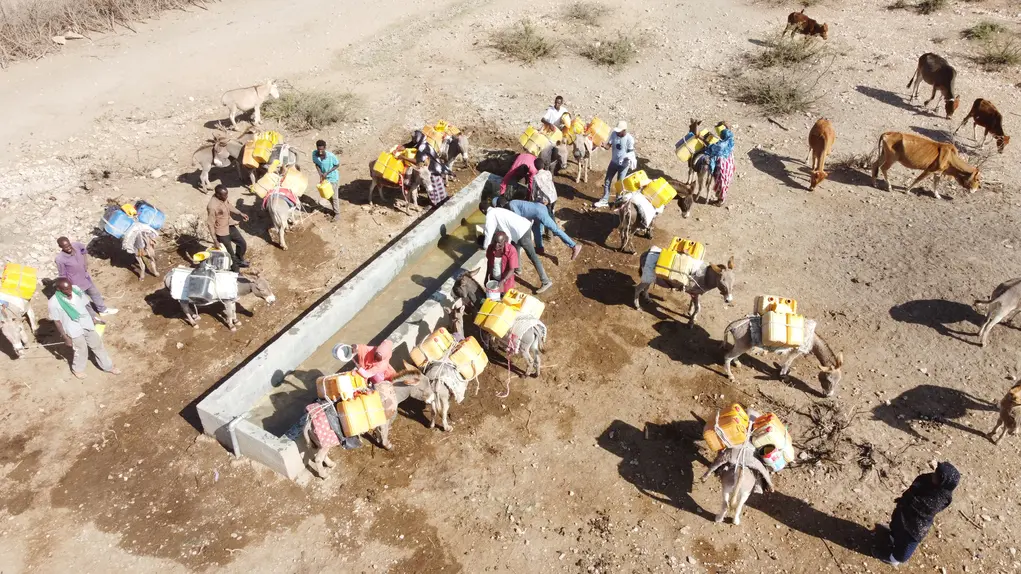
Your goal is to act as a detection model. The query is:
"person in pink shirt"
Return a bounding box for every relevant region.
[499,153,542,201]
[354,340,396,384]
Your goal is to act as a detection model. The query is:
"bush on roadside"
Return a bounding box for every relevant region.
[490,20,557,65]
[581,35,639,68]
[263,91,358,131]
[563,2,608,26]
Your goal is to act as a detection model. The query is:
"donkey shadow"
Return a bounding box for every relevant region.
[598,419,708,516]
[889,298,985,345]
[872,383,998,441]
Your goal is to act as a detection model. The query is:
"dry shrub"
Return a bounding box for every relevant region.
[739,72,822,116]
[491,20,557,65]
[263,91,358,131]
[751,31,826,69]
[916,0,946,13]
[830,151,875,172]
[887,0,911,9]
[962,21,1007,41]
[564,2,608,26]
[975,37,1021,69]
[0,0,215,67]
[581,35,639,68]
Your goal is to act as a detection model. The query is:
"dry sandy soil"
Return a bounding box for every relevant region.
[2,0,1021,572]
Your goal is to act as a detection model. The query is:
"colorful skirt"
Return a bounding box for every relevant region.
[714,155,736,201]
[429,175,448,205]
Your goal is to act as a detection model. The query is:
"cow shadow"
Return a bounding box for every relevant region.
[872,383,997,441]
[575,268,635,307]
[889,298,984,345]
[826,166,875,188]
[855,85,928,115]
[598,419,708,516]
[910,125,952,143]
[749,491,876,557]
[748,148,802,190]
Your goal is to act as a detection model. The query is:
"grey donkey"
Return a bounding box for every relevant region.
[164,270,276,330]
[701,444,774,525]
[438,132,473,173]
[191,128,257,191]
[0,298,37,359]
[572,133,595,183]
[613,187,695,253]
[302,378,431,478]
[721,316,844,396]
[974,278,1021,347]
[989,382,1021,444]
[367,160,431,211]
[400,361,473,432]
[221,79,280,128]
[265,191,296,250]
[634,251,737,328]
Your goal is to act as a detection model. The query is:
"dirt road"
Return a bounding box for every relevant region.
[1,0,1020,572]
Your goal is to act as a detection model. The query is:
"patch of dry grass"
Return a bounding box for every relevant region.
[750,31,827,69]
[490,20,557,65]
[916,0,946,13]
[581,35,639,68]
[0,0,216,67]
[564,2,608,26]
[263,91,358,131]
[962,21,1007,41]
[975,37,1021,69]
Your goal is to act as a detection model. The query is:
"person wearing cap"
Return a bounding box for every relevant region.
[595,121,637,208]
[540,96,570,133]
[312,139,342,222]
[877,461,961,566]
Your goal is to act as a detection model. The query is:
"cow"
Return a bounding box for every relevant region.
[784,9,828,40]
[806,118,835,190]
[906,53,960,118]
[870,132,979,199]
[955,98,1010,154]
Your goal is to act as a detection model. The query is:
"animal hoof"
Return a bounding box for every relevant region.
[733,516,741,526]
[714,514,726,523]
[230,326,237,332]
[443,425,453,432]
[383,442,394,450]
[192,324,200,329]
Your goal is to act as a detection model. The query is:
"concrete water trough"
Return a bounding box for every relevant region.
[195,172,498,480]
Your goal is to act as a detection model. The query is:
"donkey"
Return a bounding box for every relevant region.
[302,377,430,477]
[191,128,257,191]
[572,133,595,183]
[989,382,1021,444]
[221,80,280,128]
[721,315,844,396]
[614,185,695,253]
[974,278,1021,347]
[265,191,296,250]
[122,222,159,281]
[634,250,737,328]
[367,160,431,211]
[0,297,37,358]
[438,132,473,172]
[701,444,774,525]
[164,269,275,330]
[449,296,547,382]
[399,361,470,432]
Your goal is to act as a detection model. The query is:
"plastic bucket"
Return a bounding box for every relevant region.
[332,344,354,363]
[485,281,502,301]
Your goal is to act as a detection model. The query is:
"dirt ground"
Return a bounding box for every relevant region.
[2,0,1021,572]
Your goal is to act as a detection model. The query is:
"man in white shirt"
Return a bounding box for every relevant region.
[540,96,569,133]
[48,277,120,379]
[480,201,552,294]
[595,120,637,208]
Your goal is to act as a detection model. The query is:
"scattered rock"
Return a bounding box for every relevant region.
[51,36,67,45]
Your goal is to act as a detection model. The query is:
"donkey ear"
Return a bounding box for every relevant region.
[727,256,735,270]
[836,352,844,369]
[402,360,418,372]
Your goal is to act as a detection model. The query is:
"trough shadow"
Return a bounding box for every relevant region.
[747,148,802,190]
[598,419,706,516]
[889,298,984,344]
[749,491,875,557]
[872,383,997,441]
[855,85,926,115]
[576,268,636,307]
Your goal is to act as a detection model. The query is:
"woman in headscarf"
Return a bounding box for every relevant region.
[699,122,736,205]
[879,461,961,566]
[354,340,397,384]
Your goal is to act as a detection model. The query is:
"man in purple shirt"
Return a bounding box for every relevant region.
[55,237,118,316]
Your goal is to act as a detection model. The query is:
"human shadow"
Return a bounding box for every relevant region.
[575,268,636,307]
[598,419,707,515]
[747,148,802,190]
[555,206,619,249]
[263,368,324,437]
[872,383,997,441]
[749,491,876,556]
[855,85,926,115]
[888,298,984,344]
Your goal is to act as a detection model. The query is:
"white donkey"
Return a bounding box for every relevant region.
[221,80,280,128]
[0,296,37,358]
[975,278,1021,347]
[165,267,275,330]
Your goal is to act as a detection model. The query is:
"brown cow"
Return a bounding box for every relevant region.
[784,9,828,39]
[989,382,1021,444]
[870,132,979,200]
[806,119,835,190]
[907,53,960,118]
[955,98,1010,154]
